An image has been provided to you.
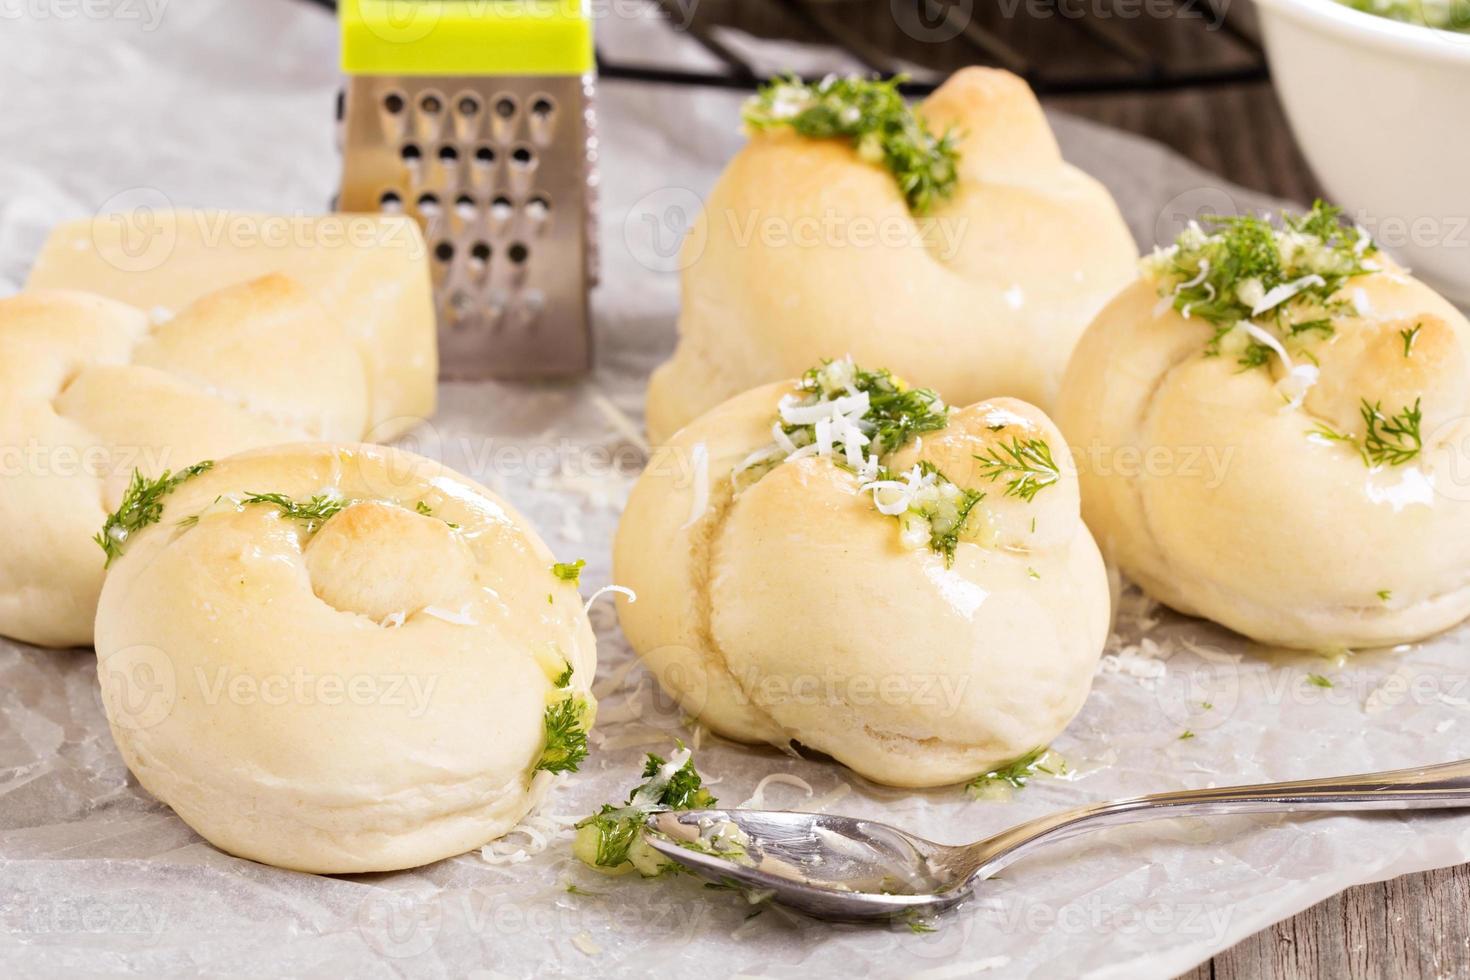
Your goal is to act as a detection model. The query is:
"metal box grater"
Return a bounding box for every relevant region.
[337,0,598,380]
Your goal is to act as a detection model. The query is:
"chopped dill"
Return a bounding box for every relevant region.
[974,437,1061,502]
[750,357,989,564]
[1179,730,1196,741]
[1308,421,1354,444]
[573,747,717,874]
[241,491,351,534]
[903,915,938,934]
[413,499,461,529]
[1307,674,1334,689]
[535,695,590,774]
[867,462,984,566]
[965,746,1064,796]
[1400,323,1422,357]
[1360,398,1423,467]
[554,660,574,688]
[1308,399,1424,468]
[1144,200,1377,367]
[94,461,214,567]
[742,74,960,214]
[1378,589,1393,603]
[794,359,948,457]
[552,559,587,584]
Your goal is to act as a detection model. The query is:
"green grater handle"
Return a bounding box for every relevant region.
[341,0,594,76]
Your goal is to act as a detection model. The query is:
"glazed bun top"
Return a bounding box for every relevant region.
[616,359,1110,788]
[93,443,596,873]
[1058,203,1470,649]
[644,68,1138,444]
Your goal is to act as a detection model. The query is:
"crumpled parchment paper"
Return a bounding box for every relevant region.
[3,2,1469,978]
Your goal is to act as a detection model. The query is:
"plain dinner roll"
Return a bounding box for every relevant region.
[94,443,596,874]
[645,67,1137,444]
[0,253,434,648]
[615,361,1109,788]
[28,209,437,439]
[1057,207,1470,650]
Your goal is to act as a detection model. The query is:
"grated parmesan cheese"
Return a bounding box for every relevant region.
[583,584,636,614]
[422,603,478,626]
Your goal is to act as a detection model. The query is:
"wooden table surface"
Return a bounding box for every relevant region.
[603,2,1470,974]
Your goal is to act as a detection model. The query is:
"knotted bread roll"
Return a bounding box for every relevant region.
[615,359,1109,788]
[645,68,1137,444]
[1,238,434,648]
[28,210,436,439]
[1057,204,1470,649]
[94,443,596,873]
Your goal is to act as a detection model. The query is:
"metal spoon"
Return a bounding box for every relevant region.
[644,759,1470,922]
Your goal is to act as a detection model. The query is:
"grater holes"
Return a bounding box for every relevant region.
[508,242,529,264]
[379,190,404,212]
[527,94,557,145]
[455,94,481,118]
[419,92,444,115]
[510,145,535,170]
[383,92,406,115]
[434,241,454,263]
[417,192,442,217]
[490,196,514,221]
[494,96,517,119]
[454,194,477,219]
[401,143,423,164]
[437,144,460,165]
[470,241,492,265]
[522,289,546,316]
[473,144,496,166]
[525,195,551,221]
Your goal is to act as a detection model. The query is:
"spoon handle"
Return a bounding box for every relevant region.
[962,759,1470,883]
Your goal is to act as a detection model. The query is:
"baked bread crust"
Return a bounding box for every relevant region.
[1057,266,1470,649]
[615,378,1109,788]
[645,68,1137,444]
[94,443,595,873]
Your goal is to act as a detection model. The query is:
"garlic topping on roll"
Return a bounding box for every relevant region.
[644,69,1137,444]
[615,359,1109,789]
[94,444,596,874]
[1057,202,1470,650]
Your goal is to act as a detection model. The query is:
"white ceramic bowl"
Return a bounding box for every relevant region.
[1255,0,1470,303]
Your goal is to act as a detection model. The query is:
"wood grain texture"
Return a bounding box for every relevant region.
[1176,863,1470,979]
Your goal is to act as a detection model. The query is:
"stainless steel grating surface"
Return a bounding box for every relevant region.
[338,74,597,380]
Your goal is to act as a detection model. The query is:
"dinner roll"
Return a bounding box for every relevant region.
[94,443,596,874]
[615,359,1109,788]
[1057,203,1470,650]
[645,68,1137,444]
[0,269,432,649]
[28,209,436,439]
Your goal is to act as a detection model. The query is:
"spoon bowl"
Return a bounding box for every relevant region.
[646,759,1470,922]
[645,808,965,921]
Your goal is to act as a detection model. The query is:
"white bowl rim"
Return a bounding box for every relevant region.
[1255,0,1470,65]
